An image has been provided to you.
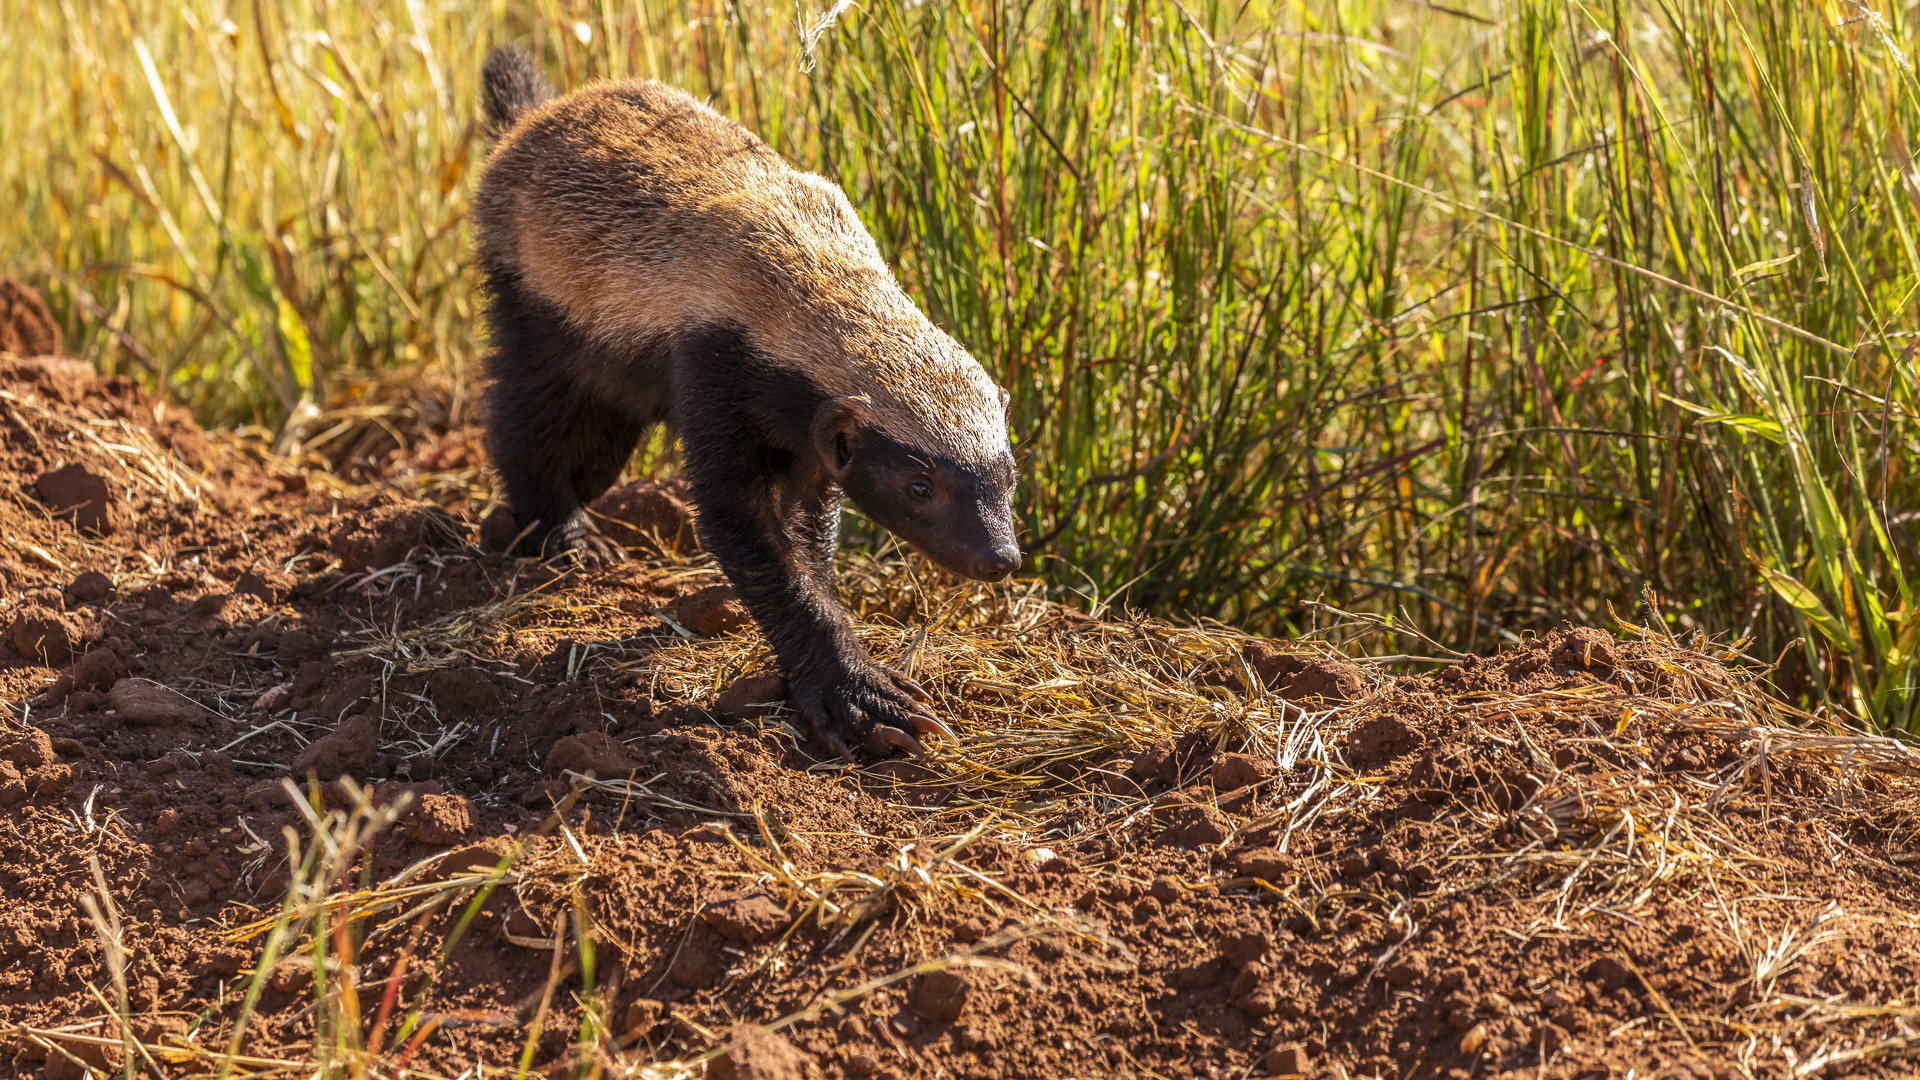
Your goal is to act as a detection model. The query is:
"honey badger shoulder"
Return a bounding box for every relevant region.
[471,46,1020,758]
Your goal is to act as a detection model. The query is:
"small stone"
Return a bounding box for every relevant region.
[1266,1042,1311,1077]
[678,584,751,637]
[1458,1022,1489,1055]
[701,891,787,943]
[153,809,180,838]
[915,969,972,1022]
[107,679,215,726]
[844,1053,879,1078]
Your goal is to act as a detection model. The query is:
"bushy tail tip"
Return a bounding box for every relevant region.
[481,45,553,134]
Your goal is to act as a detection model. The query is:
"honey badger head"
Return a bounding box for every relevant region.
[811,331,1021,583]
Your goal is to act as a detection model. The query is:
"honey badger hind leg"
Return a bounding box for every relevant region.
[481,278,646,564]
[486,376,643,564]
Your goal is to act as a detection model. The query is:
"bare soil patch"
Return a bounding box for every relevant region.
[0,348,1917,1079]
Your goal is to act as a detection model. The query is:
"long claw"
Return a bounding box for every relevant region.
[898,675,932,702]
[824,732,856,763]
[871,725,925,758]
[902,712,957,744]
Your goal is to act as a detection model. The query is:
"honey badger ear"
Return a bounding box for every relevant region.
[812,395,870,481]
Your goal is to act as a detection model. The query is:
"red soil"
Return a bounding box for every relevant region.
[0,337,1917,1080]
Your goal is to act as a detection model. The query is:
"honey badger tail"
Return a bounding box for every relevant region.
[480,46,552,134]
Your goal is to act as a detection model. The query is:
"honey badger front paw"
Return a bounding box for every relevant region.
[789,659,956,760]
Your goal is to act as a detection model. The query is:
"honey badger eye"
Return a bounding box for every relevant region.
[910,478,933,499]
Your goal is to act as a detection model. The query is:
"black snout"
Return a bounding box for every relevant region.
[970,543,1022,582]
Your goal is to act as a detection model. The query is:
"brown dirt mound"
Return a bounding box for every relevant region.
[0,356,1918,1080]
[0,277,60,359]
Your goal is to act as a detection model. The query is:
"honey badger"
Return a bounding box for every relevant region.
[472,46,1021,758]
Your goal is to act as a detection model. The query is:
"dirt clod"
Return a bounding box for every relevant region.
[9,605,79,664]
[678,583,750,637]
[701,891,787,943]
[0,277,60,357]
[0,359,1914,1080]
[715,671,788,721]
[915,969,972,1022]
[0,728,56,769]
[66,570,112,604]
[33,462,119,535]
[544,731,641,779]
[329,499,466,573]
[589,478,697,555]
[1232,846,1293,880]
[1155,797,1231,847]
[1211,752,1273,791]
[404,792,474,846]
[290,714,378,780]
[709,1026,809,1080]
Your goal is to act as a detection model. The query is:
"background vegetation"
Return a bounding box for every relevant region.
[3,0,1919,726]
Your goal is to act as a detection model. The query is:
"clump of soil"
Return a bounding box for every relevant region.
[1,316,1918,1080]
[0,277,60,358]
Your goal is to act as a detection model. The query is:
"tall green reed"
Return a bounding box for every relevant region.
[4,0,1918,724]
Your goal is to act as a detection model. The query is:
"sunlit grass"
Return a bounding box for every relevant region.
[4,0,1919,724]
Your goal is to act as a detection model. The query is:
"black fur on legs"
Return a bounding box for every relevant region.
[669,327,941,759]
[480,262,657,557]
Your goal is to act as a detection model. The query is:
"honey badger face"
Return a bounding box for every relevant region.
[814,396,1021,582]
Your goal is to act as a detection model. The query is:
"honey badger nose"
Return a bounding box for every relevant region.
[973,543,1022,582]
